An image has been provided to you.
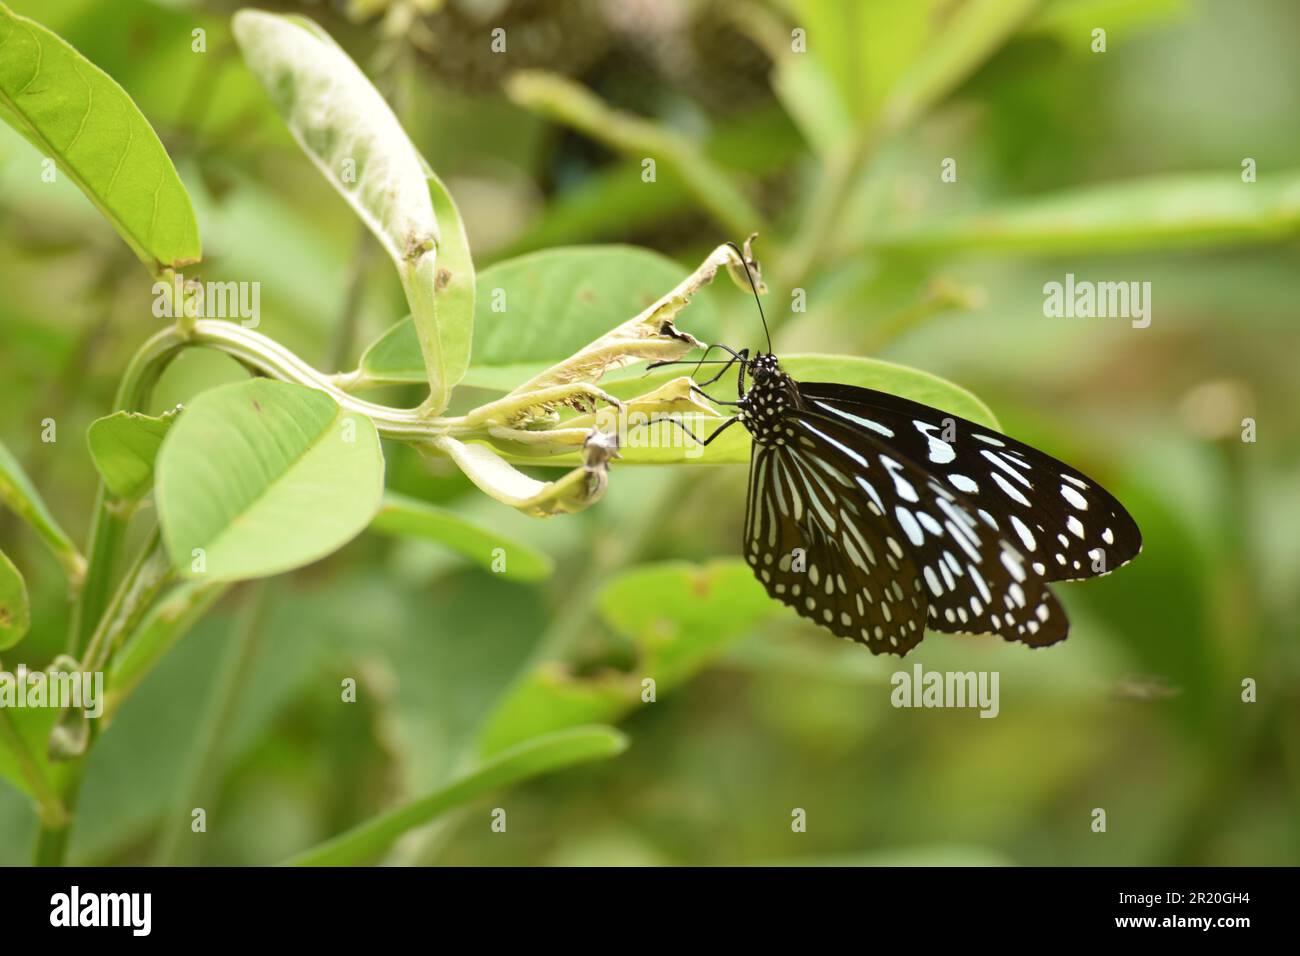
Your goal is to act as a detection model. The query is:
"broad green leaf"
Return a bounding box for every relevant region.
[0,439,84,584]
[231,11,467,410]
[285,725,628,865]
[869,170,1300,255]
[489,354,1000,467]
[155,379,385,581]
[360,246,718,391]
[480,559,776,754]
[86,409,175,500]
[0,3,200,273]
[369,492,553,581]
[0,548,29,649]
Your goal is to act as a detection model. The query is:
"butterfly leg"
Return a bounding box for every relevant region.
[690,384,741,406]
[700,415,742,446]
[653,414,740,447]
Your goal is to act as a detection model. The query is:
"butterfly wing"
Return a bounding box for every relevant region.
[800,382,1142,583]
[774,408,1069,650]
[745,439,928,655]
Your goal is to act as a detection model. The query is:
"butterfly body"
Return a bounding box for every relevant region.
[715,351,1141,657]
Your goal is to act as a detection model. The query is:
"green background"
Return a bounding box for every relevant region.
[0,0,1297,865]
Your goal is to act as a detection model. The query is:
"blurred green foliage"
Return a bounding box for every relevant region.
[0,0,1297,866]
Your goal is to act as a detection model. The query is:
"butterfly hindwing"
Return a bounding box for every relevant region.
[745,440,928,655]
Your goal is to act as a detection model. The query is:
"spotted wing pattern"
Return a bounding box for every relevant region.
[800,382,1143,583]
[744,401,1071,655]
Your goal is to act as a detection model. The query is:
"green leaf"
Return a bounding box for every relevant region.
[0,706,66,825]
[0,548,30,650]
[360,245,718,391]
[877,0,1040,132]
[86,409,175,500]
[284,725,628,866]
[105,579,228,717]
[369,492,554,581]
[0,3,200,273]
[155,379,385,581]
[231,11,467,410]
[0,439,85,585]
[477,666,637,758]
[598,559,777,687]
[480,559,776,754]
[491,354,1000,467]
[505,71,765,238]
[868,170,1300,255]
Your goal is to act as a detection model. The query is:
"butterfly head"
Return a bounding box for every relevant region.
[747,352,782,384]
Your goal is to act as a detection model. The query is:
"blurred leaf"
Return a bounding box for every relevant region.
[506,71,764,237]
[784,0,945,129]
[0,2,200,273]
[155,379,384,581]
[480,559,778,755]
[0,548,29,649]
[757,845,1015,866]
[285,725,628,866]
[86,409,175,500]
[105,579,227,716]
[0,438,84,585]
[869,170,1300,255]
[773,53,855,157]
[500,109,803,256]
[477,665,637,758]
[232,11,467,410]
[599,559,778,686]
[879,0,1039,132]
[359,246,719,390]
[779,0,1036,144]
[1026,0,1188,49]
[0,705,66,825]
[369,491,554,581]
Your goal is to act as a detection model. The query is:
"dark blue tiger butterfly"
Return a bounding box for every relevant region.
[651,244,1142,656]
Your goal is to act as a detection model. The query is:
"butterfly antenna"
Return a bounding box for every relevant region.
[725,241,772,355]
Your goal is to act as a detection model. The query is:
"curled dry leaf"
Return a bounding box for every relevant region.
[430,432,617,517]
[567,375,721,431]
[504,241,759,405]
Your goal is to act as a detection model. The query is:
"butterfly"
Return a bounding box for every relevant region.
[650,244,1142,656]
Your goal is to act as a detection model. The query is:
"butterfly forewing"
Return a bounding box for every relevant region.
[787,409,1068,649]
[799,383,1142,583]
